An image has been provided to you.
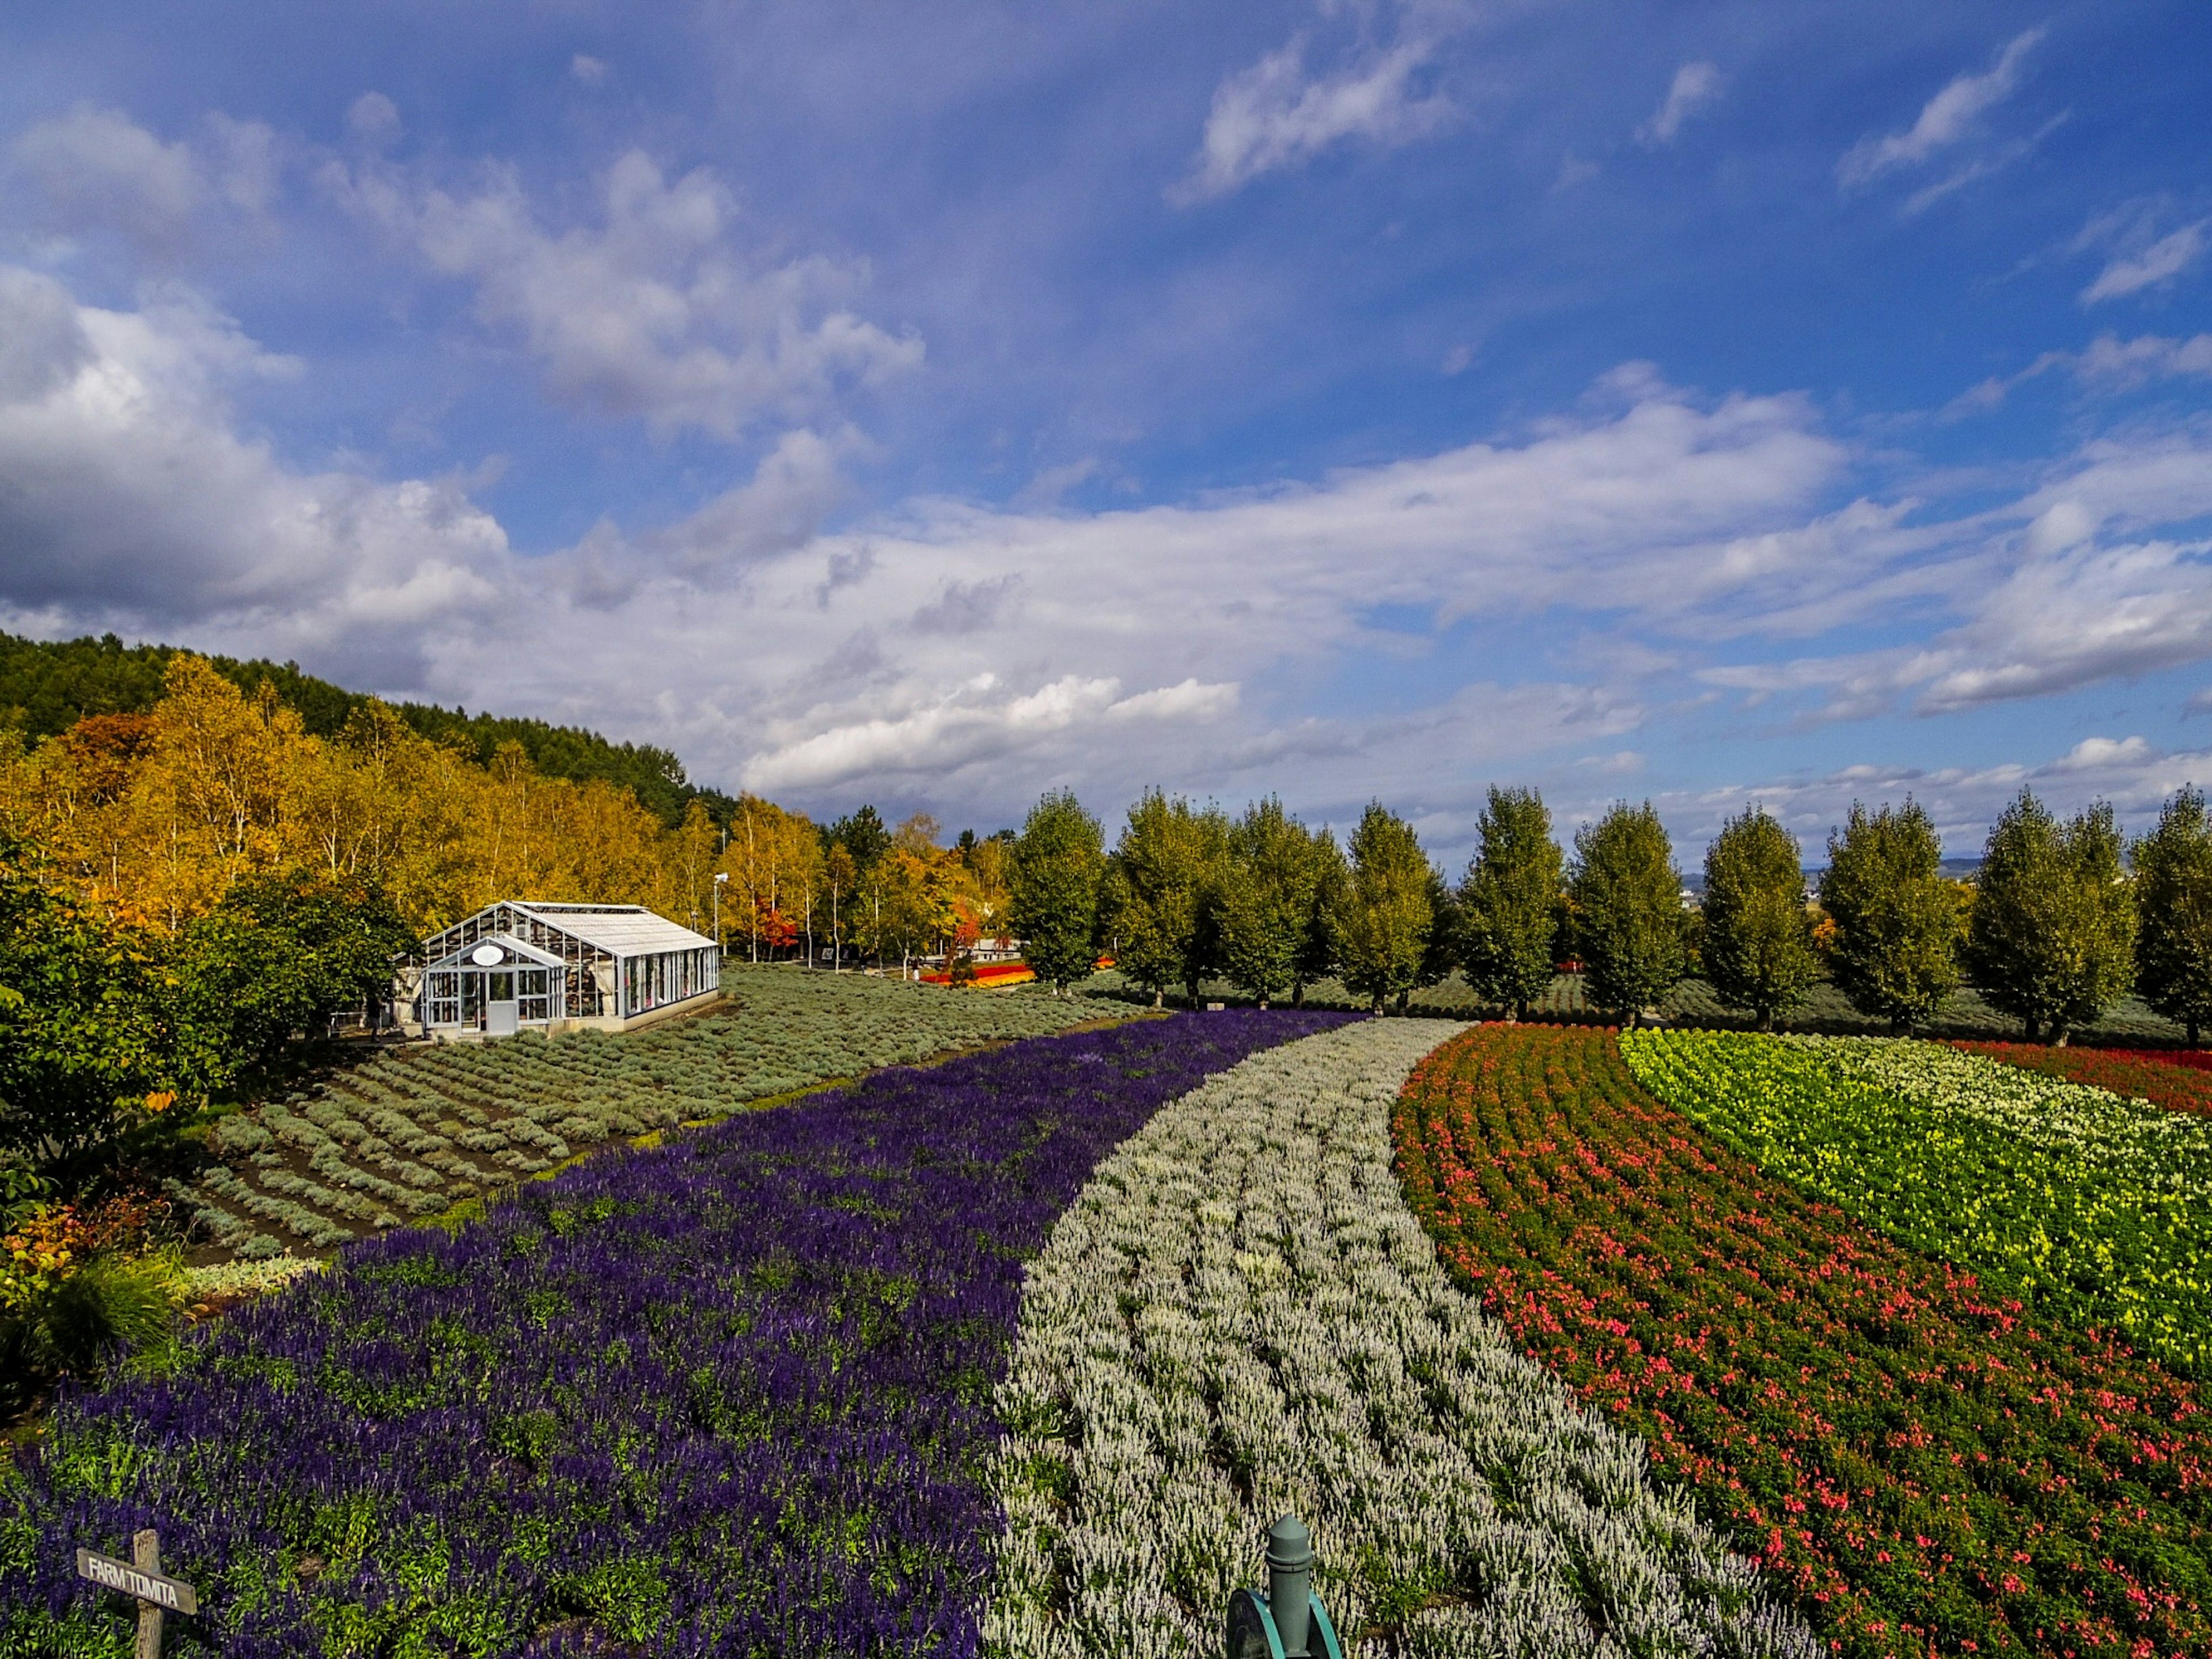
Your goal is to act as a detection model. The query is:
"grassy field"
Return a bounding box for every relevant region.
[171,968,1117,1263]
[1085,967,2190,1041]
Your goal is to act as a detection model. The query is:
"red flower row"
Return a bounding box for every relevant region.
[1393,1024,2212,1659]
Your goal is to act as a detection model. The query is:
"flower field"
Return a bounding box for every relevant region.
[989,1020,1817,1659]
[1620,1029,2212,1374]
[1393,1024,2212,1659]
[173,967,1112,1262]
[1958,1041,2212,1118]
[1,1009,1344,1657]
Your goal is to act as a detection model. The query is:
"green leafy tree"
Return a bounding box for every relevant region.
[1457,786,1564,1020]
[2134,785,2212,1045]
[1969,790,2136,1046]
[165,870,412,1096]
[1702,807,1815,1032]
[1290,829,1346,1006]
[1099,791,1228,1007]
[0,839,165,1182]
[823,806,891,873]
[1217,798,1327,1008]
[1818,799,1963,1035]
[1009,790,1105,995]
[1570,802,1686,1022]
[1331,804,1437,1014]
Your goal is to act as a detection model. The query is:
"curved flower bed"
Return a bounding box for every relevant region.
[1957,1041,2212,1118]
[1,1009,1343,1657]
[1395,1023,2212,1659]
[988,1019,1817,1659]
[175,967,1116,1261]
[1621,1028,2212,1374]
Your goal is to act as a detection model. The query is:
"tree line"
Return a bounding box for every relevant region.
[1003,782,2212,1047]
[0,627,725,827]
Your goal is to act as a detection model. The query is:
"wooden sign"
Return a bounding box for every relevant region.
[77,1529,195,1658]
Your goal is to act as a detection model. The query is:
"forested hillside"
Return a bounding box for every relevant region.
[0,631,728,827]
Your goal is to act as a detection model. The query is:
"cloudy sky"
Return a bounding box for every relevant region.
[2,1,2209,864]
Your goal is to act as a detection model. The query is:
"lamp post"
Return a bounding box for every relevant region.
[714,872,729,957]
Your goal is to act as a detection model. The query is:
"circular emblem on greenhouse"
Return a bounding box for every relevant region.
[470,944,504,966]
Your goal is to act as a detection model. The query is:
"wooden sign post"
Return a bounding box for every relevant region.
[76,1529,197,1658]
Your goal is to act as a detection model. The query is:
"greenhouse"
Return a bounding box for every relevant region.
[399,901,721,1039]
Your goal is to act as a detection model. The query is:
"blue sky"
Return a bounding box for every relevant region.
[2,0,2209,865]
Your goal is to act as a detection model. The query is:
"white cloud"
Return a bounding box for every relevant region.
[0,264,503,685]
[1637,62,1723,147]
[9,105,280,253]
[2082,221,2208,304]
[1173,8,1460,203]
[570,56,609,88]
[1946,331,2212,415]
[1701,426,2212,724]
[324,149,922,440]
[1836,27,2043,188]
[14,253,2212,847]
[346,93,403,146]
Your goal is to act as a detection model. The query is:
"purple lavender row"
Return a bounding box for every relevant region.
[1,1008,1348,1657]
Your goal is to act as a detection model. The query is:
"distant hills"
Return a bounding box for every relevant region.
[0,630,734,828]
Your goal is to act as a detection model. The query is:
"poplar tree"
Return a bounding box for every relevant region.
[1969,790,2135,1046]
[1701,807,1815,1032]
[1217,797,1324,1008]
[1570,802,1685,1022]
[2134,785,2212,1046]
[1290,828,1346,1005]
[1009,790,1104,995]
[1818,799,1961,1035]
[1457,786,1563,1021]
[1331,803,1437,1013]
[1099,790,1228,1007]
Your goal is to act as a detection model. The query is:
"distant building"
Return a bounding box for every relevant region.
[397,900,721,1040]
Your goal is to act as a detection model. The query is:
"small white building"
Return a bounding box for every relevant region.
[399,900,721,1039]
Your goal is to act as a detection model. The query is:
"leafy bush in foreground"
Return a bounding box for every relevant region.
[1,1010,1342,1657]
[1622,1028,2212,1373]
[171,967,1113,1261]
[1395,1024,2212,1659]
[990,1020,1816,1659]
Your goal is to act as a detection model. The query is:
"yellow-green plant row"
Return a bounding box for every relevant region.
[1619,1028,2212,1373]
[171,968,1114,1262]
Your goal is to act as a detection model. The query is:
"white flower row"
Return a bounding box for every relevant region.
[985,1019,1817,1659]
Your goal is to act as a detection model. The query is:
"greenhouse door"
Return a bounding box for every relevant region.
[486,969,519,1036]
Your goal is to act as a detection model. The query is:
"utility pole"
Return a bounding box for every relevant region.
[714,872,728,957]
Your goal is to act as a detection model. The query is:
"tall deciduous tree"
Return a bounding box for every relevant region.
[1331,803,1436,1014]
[1217,797,1325,1007]
[1099,791,1228,1007]
[1009,790,1104,995]
[1570,802,1685,1022]
[1969,790,2135,1046]
[1457,786,1563,1021]
[1291,828,1346,1006]
[1818,799,1963,1035]
[2134,785,2212,1045]
[1702,807,1815,1031]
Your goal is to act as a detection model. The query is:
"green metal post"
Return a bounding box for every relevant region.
[1266,1515,1313,1659]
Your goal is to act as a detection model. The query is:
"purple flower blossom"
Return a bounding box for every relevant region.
[2,1010,1346,1656]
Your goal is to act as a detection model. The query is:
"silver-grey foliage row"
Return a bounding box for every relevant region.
[986,1020,1820,1659]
